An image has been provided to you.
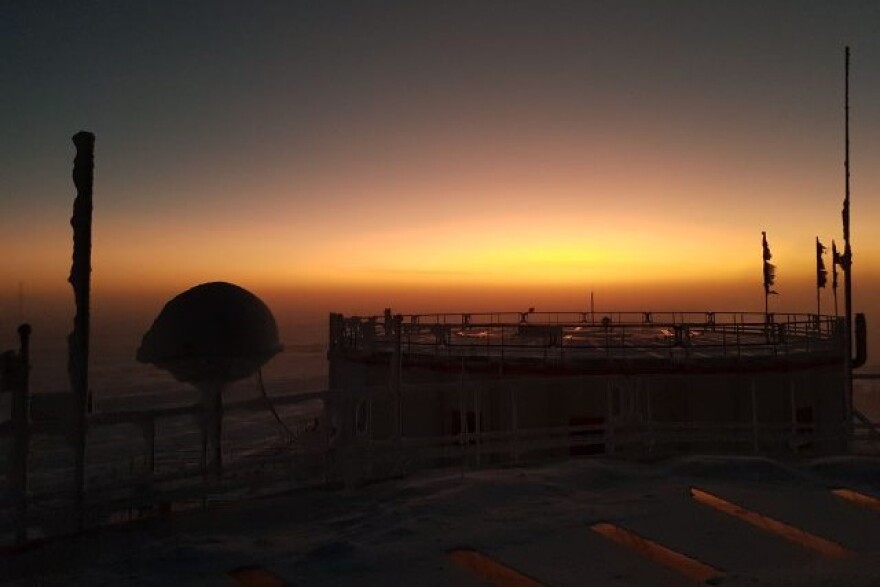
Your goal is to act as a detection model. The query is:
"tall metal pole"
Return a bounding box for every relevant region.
[816,236,823,317]
[842,47,854,428]
[69,131,94,531]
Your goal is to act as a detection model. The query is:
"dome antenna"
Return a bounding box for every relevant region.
[138,282,283,478]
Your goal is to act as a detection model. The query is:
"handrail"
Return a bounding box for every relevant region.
[351,310,839,324]
[331,311,842,359]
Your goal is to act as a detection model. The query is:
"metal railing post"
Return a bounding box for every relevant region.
[12,324,32,544]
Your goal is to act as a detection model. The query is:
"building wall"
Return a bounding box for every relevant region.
[329,349,847,454]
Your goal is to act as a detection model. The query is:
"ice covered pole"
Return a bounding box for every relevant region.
[69,131,94,530]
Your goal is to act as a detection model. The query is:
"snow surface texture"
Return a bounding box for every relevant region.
[3,455,880,586]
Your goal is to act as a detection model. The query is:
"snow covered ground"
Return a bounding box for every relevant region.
[3,455,879,586]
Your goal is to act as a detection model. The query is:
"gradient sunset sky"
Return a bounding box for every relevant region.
[2,1,880,333]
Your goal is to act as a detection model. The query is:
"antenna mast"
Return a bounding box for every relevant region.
[842,47,854,422]
[17,281,24,322]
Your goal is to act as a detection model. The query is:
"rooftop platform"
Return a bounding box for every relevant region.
[331,311,845,374]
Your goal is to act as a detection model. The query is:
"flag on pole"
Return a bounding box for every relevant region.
[832,240,840,290]
[816,237,828,288]
[762,231,777,295]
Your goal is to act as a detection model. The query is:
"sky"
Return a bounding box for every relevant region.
[2,1,880,349]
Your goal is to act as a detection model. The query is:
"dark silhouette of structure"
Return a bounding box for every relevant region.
[137,282,283,476]
[841,46,856,424]
[69,130,94,530]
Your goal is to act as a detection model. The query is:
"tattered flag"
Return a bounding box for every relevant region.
[816,237,828,288]
[762,231,777,294]
[832,240,840,290]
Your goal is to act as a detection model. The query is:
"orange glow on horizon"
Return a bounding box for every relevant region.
[10,215,880,294]
[4,124,879,301]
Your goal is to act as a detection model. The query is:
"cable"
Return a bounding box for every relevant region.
[256,367,295,443]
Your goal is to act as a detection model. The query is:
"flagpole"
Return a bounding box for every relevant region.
[816,236,827,317]
[844,47,852,335]
[816,237,820,316]
[763,238,768,318]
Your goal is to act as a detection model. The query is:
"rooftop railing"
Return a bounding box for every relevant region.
[331,311,844,363]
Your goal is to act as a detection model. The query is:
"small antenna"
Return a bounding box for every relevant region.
[17,281,24,323]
